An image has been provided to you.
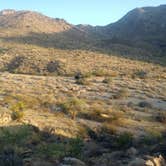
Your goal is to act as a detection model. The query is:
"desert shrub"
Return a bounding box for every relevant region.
[0,126,31,146]
[59,97,86,119]
[138,101,152,108]
[75,77,90,85]
[133,70,148,79]
[114,88,130,99]
[116,132,133,148]
[67,137,84,158]
[7,56,25,73]
[0,148,23,166]
[108,110,124,122]
[142,129,163,145]
[11,102,25,121]
[36,137,83,159]
[101,123,117,135]
[80,106,103,122]
[79,103,113,122]
[46,60,65,75]
[74,71,92,79]
[102,77,112,84]
[154,112,166,123]
[74,72,91,85]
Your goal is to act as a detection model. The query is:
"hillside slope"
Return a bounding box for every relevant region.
[96,5,166,55]
[1,5,166,56]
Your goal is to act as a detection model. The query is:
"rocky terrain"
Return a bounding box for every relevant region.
[0,5,165,166]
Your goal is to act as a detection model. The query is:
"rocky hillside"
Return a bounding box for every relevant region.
[96,5,166,55]
[0,9,93,50]
[0,5,166,56]
[0,9,72,33]
[0,6,166,166]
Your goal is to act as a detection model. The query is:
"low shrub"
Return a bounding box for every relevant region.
[116,132,133,148]
[11,102,25,121]
[59,97,86,119]
[46,60,66,75]
[133,70,148,79]
[154,112,166,123]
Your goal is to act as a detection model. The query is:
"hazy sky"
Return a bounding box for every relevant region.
[0,0,165,25]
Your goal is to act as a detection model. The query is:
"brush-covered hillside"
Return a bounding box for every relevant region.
[0,5,165,166]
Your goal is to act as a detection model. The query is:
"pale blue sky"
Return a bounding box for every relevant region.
[0,0,165,25]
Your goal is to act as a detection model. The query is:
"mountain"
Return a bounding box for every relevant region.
[0,9,94,50]
[96,5,166,55]
[0,5,166,55]
[0,9,72,33]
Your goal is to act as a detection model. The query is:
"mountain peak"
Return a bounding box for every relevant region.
[0,9,73,33]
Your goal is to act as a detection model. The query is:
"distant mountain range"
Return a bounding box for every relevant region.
[0,5,166,56]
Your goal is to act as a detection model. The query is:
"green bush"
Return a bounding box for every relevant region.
[36,137,83,159]
[116,132,133,148]
[142,129,163,145]
[11,102,25,121]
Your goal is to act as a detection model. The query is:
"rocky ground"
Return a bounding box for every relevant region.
[0,42,165,166]
[0,65,165,165]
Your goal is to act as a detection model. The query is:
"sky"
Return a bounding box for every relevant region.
[0,0,166,25]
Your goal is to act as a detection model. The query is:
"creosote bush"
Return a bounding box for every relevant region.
[11,102,25,121]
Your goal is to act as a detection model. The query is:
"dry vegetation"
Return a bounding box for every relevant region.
[0,9,165,165]
[0,40,165,165]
